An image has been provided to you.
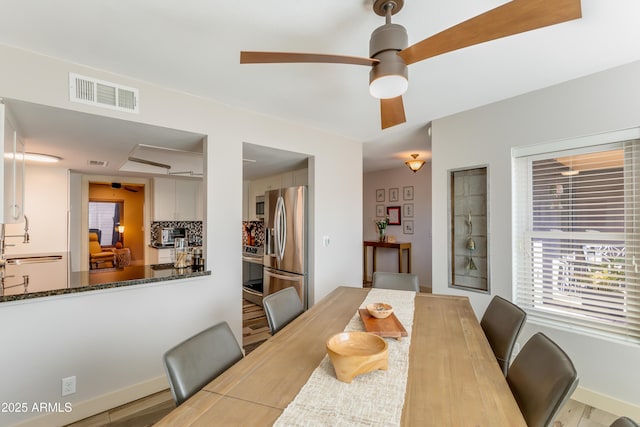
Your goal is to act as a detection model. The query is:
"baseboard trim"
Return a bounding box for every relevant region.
[572,386,640,421]
[13,376,168,427]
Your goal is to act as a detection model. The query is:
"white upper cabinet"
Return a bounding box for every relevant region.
[153,177,202,221]
[245,168,308,220]
[292,168,308,186]
[195,179,204,221]
[1,103,25,224]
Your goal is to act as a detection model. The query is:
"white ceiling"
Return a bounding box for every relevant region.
[1,0,640,175]
[3,98,205,178]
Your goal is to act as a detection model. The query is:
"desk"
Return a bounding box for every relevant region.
[363,240,411,284]
[156,287,526,426]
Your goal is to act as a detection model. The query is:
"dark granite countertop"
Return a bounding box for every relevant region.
[0,255,210,303]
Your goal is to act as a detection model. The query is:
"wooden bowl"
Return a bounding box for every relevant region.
[326,331,388,383]
[366,302,393,319]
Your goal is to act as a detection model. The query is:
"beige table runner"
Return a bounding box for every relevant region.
[273,288,415,426]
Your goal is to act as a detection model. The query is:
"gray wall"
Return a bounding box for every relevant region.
[432,60,640,416]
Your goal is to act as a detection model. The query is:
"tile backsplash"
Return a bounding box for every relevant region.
[151,221,203,246]
[242,220,264,247]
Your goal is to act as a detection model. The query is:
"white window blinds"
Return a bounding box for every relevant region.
[513,139,640,343]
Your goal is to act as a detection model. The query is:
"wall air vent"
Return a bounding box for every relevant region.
[87,160,109,167]
[69,73,139,113]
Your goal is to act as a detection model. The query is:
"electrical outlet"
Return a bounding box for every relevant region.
[62,376,76,396]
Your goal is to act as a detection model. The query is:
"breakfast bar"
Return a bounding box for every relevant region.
[0,254,210,303]
[156,286,526,426]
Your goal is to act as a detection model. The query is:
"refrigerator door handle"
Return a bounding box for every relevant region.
[275,196,286,261]
[265,227,272,255]
[264,269,300,282]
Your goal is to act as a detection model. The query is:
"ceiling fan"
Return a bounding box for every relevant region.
[241,0,582,130]
[111,182,140,193]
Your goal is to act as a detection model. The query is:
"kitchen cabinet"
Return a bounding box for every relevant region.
[0,103,25,224]
[245,168,307,220]
[153,177,202,221]
[195,180,204,221]
[149,247,175,264]
[246,174,279,220]
[281,169,308,187]
[293,169,308,186]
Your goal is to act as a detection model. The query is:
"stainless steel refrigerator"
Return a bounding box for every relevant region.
[263,185,307,309]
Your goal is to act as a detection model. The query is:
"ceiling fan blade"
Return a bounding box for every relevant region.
[380,96,406,130]
[240,51,379,66]
[398,0,582,65]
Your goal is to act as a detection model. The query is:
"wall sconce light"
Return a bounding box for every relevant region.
[405,154,425,173]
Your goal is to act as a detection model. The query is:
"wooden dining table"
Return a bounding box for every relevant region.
[155,286,527,426]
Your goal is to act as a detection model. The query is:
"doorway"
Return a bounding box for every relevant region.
[88,182,145,265]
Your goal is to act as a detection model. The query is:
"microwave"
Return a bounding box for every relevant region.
[161,227,186,245]
[255,195,265,217]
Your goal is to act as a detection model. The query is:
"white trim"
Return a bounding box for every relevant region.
[13,376,168,427]
[512,126,640,158]
[572,386,640,421]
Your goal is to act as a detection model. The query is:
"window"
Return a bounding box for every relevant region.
[89,201,123,246]
[513,134,639,344]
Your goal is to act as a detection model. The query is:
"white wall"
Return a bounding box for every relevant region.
[363,164,432,289]
[0,43,363,426]
[432,60,640,417]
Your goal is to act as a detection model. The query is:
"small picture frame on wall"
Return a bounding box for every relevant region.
[403,186,414,200]
[403,203,413,217]
[403,220,414,234]
[376,189,385,202]
[376,204,385,217]
[389,188,399,202]
[387,206,401,225]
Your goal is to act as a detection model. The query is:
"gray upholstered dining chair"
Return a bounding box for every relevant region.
[372,271,419,292]
[480,295,527,376]
[162,321,243,405]
[263,286,304,335]
[611,417,640,427]
[507,332,578,427]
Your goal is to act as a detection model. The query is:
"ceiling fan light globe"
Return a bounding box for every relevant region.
[369,75,408,99]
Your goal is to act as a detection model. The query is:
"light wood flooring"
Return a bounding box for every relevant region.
[66,300,626,427]
[242,299,272,354]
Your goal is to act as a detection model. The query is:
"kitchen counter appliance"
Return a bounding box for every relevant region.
[161,227,186,246]
[242,245,264,306]
[263,186,307,309]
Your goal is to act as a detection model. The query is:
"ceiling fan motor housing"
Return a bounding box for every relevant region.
[369,23,408,57]
[369,23,409,97]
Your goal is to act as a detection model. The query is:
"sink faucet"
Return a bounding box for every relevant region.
[0,215,31,264]
[23,215,29,243]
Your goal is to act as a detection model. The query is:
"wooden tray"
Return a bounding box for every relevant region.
[358,308,408,339]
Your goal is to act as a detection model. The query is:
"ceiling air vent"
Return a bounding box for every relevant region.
[87,159,109,167]
[69,73,139,113]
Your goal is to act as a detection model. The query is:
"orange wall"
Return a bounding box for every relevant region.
[89,184,145,262]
